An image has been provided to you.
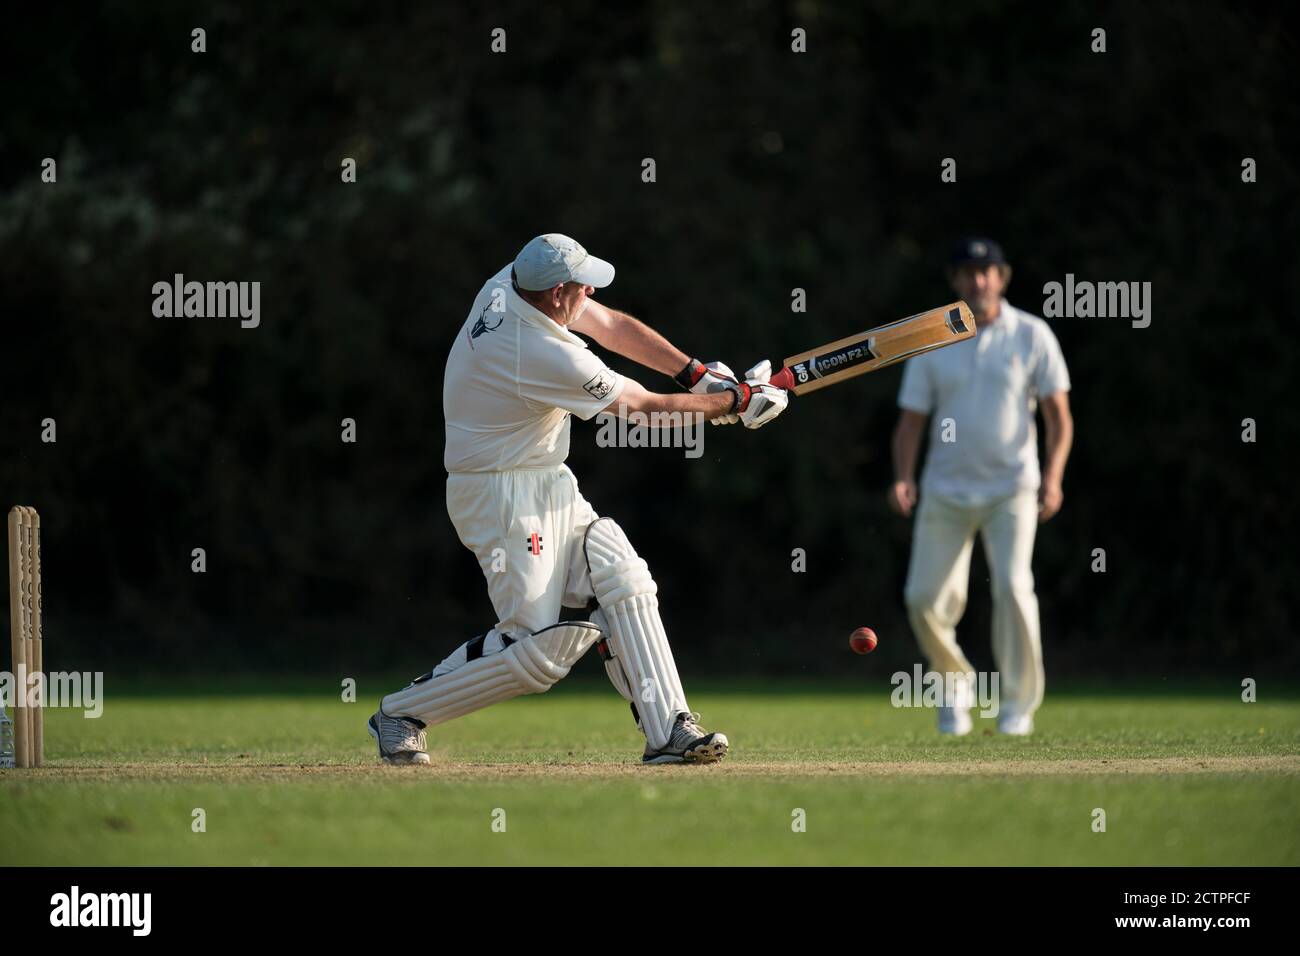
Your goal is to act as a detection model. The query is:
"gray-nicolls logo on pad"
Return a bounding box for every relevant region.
[50,886,152,936]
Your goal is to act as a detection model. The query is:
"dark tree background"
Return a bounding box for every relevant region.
[2,2,1296,679]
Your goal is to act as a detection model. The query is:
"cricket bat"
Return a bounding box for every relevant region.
[768,301,975,395]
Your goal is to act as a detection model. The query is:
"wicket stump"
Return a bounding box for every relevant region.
[4,506,43,769]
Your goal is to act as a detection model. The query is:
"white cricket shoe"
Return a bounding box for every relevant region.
[642,712,729,764]
[937,705,973,736]
[368,709,431,765]
[998,712,1034,736]
[937,676,974,735]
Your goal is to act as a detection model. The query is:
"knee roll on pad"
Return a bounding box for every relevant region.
[584,519,688,750]
[584,518,656,605]
[382,622,602,728]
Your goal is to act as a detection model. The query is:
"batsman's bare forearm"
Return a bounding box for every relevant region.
[1040,392,1073,485]
[575,299,690,376]
[891,410,927,482]
[614,380,733,418]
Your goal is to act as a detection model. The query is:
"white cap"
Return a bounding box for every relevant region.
[512,234,615,291]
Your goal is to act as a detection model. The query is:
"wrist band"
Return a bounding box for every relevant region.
[727,383,748,413]
[674,358,704,389]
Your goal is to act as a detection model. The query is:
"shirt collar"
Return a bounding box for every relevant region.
[984,298,1017,333]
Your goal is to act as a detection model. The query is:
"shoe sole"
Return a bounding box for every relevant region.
[387,753,432,765]
[642,752,687,765]
[642,734,730,765]
[684,740,728,763]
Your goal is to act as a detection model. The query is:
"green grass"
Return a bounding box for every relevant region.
[2,682,1298,865]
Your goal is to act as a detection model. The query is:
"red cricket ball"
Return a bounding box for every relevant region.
[849,626,878,655]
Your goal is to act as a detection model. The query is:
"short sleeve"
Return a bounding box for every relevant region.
[897,353,934,414]
[1032,324,1071,397]
[517,339,627,420]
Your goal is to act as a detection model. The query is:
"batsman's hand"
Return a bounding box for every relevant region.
[676,359,742,425]
[888,479,918,517]
[727,359,788,429]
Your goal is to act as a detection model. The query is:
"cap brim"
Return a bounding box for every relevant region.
[951,257,1005,268]
[572,254,615,288]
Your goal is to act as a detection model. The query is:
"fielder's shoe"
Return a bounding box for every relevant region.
[642,711,729,765]
[937,705,973,736]
[997,712,1034,736]
[937,676,974,735]
[368,709,431,765]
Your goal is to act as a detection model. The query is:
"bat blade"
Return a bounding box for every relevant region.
[770,301,975,395]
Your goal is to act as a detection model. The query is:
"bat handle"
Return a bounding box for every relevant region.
[768,366,796,392]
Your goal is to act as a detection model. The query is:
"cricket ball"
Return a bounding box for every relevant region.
[849,626,878,655]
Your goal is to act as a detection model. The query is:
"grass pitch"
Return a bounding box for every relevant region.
[2,681,1297,865]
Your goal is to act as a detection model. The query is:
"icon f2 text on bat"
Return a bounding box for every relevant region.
[768,301,976,395]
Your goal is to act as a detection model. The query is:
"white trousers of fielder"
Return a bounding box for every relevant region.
[903,490,1045,719]
[382,465,692,750]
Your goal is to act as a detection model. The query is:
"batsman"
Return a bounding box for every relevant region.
[370,234,787,765]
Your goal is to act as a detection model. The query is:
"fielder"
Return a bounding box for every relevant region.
[889,238,1073,736]
[370,234,787,765]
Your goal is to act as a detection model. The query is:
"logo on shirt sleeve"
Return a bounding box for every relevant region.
[583,369,616,401]
[470,305,504,341]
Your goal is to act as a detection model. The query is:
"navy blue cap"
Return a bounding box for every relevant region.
[949,237,1007,268]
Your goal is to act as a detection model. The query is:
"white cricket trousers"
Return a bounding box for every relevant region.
[446,464,599,638]
[903,490,1045,718]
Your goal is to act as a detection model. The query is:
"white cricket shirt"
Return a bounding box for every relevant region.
[444,266,628,472]
[897,299,1070,501]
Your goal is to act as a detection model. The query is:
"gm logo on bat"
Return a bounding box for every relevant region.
[794,341,875,383]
